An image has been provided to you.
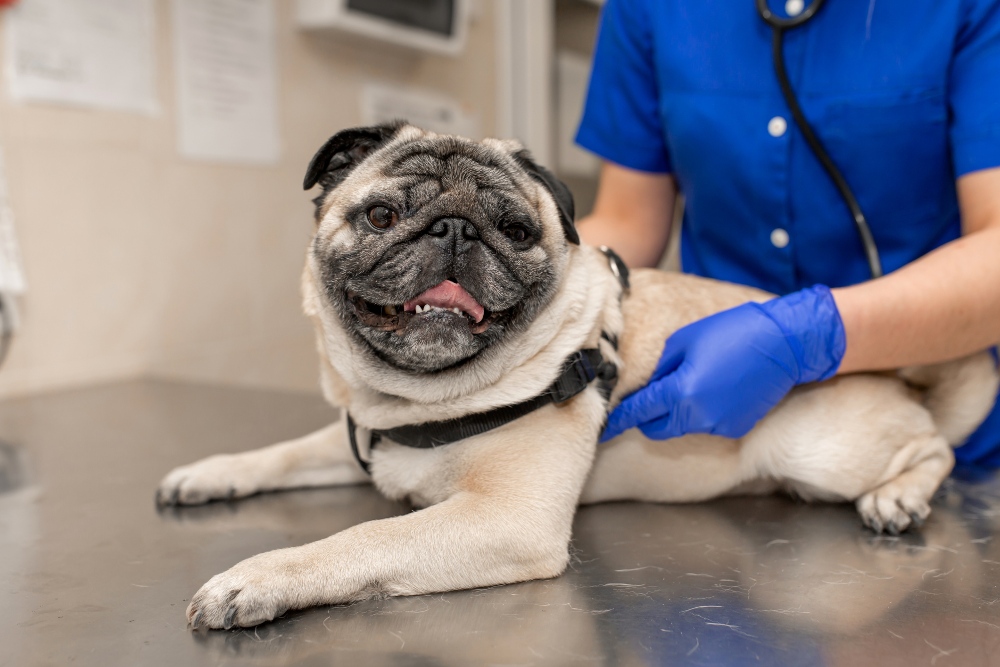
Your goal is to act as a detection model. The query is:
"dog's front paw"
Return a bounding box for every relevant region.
[156,452,277,506]
[187,552,299,629]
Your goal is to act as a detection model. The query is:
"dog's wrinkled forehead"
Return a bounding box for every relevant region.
[304,123,578,244]
[377,139,529,218]
[390,139,518,189]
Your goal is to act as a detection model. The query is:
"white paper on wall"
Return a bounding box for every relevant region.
[173,0,281,165]
[4,0,157,115]
[361,83,480,140]
[0,149,26,296]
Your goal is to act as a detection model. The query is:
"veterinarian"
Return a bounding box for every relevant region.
[576,0,1000,466]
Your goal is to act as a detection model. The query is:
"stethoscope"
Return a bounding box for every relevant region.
[756,0,884,279]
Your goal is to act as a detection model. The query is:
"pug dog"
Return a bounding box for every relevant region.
[156,122,1000,630]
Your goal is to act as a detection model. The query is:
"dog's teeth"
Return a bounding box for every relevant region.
[415,304,465,316]
[384,305,397,316]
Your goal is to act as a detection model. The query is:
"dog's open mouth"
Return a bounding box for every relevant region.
[347,280,505,335]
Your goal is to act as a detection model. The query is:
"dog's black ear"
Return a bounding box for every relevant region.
[303,121,405,191]
[512,150,578,245]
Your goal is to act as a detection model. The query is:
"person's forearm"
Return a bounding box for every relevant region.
[578,213,671,268]
[576,162,677,268]
[833,225,1000,373]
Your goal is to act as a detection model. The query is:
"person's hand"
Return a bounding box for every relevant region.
[601,285,846,442]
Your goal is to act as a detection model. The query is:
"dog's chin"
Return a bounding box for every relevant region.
[344,291,512,373]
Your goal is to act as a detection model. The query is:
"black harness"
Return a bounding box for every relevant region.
[347,247,629,474]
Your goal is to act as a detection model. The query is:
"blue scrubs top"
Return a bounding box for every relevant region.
[576,0,1000,466]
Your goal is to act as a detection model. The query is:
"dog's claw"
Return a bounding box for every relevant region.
[191,609,204,630]
[886,520,901,536]
[223,606,237,629]
[907,512,925,529]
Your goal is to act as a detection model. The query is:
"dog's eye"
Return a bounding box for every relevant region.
[503,224,529,243]
[367,206,398,230]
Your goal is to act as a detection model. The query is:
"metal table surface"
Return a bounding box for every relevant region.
[1,380,999,667]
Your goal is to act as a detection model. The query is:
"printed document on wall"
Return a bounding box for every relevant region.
[4,0,157,114]
[173,0,281,165]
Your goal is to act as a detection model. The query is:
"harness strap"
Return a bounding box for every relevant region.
[599,245,630,292]
[346,413,371,474]
[348,348,617,473]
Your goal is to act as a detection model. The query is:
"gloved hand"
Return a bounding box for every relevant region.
[601,285,846,442]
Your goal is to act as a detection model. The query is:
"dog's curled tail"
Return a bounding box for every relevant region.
[899,351,1000,446]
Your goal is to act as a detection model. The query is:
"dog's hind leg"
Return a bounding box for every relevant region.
[156,420,369,506]
[771,427,954,534]
[854,434,954,534]
[740,377,956,533]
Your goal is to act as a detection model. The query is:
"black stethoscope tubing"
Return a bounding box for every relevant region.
[756,0,884,279]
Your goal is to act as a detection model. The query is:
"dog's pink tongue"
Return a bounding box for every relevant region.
[404,280,485,323]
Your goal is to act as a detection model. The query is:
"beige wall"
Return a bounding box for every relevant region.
[0,0,497,398]
[554,0,600,217]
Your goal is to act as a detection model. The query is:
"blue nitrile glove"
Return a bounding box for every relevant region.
[602,285,846,442]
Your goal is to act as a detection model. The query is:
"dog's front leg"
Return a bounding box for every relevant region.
[185,399,601,629]
[187,490,574,629]
[157,420,368,506]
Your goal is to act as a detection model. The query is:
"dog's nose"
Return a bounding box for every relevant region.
[426,216,480,251]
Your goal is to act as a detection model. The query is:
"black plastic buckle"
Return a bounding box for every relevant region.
[550,350,598,404]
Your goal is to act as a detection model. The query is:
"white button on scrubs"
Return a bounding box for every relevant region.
[767,116,787,137]
[770,228,790,248]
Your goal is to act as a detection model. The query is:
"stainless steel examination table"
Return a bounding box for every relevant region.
[1,380,999,667]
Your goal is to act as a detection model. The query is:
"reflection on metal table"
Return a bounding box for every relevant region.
[1,380,999,666]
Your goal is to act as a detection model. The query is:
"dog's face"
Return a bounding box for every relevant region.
[304,123,578,374]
